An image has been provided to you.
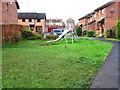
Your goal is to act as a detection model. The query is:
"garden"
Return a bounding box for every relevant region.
[2,20,120,89]
[76,20,120,42]
[2,32,113,89]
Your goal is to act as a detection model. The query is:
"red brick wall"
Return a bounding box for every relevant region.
[0,2,2,23]
[118,1,120,20]
[88,22,95,32]
[78,1,120,36]
[1,2,18,24]
[105,2,119,31]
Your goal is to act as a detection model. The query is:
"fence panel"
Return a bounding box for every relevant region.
[2,24,22,38]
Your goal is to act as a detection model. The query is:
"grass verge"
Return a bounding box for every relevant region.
[2,38,113,89]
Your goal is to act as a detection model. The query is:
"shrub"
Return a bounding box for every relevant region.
[28,32,42,40]
[98,34,104,38]
[37,30,44,37]
[81,30,86,36]
[2,31,21,45]
[87,30,95,37]
[115,20,120,38]
[11,31,21,43]
[21,29,33,39]
[76,26,82,36]
[105,29,112,38]
[22,26,29,31]
[46,34,58,40]
[21,26,42,40]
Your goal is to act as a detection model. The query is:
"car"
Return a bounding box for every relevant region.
[52,29,62,35]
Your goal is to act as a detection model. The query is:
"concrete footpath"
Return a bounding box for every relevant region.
[89,38,119,89]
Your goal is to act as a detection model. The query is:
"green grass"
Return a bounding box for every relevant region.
[2,38,113,89]
[105,38,120,42]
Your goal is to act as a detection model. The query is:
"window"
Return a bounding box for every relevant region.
[94,14,96,18]
[102,9,104,14]
[36,26,42,32]
[29,19,32,22]
[29,25,34,31]
[37,19,41,22]
[22,19,25,22]
[6,3,9,11]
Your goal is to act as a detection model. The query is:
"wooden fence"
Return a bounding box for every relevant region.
[1,24,22,38]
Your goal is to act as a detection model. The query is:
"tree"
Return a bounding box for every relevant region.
[116,20,120,38]
[76,26,82,36]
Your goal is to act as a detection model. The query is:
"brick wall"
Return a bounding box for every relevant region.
[105,2,119,31]
[88,22,96,32]
[118,1,120,20]
[1,2,18,24]
[0,2,2,24]
[18,19,46,33]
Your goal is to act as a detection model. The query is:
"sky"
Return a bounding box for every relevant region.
[17,0,111,24]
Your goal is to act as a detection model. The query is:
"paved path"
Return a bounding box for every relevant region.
[88,37,120,89]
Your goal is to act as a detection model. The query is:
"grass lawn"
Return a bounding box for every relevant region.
[105,38,120,42]
[2,38,113,89]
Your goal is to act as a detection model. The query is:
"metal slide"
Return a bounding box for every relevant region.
[47,29,70,43]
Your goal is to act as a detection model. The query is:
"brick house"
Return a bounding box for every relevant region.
[46,19,63,26]
[46,19,65,32]
[18,13,46,33]
[78,0,120,36]
[66,18,75,30]
[0,0,20,24]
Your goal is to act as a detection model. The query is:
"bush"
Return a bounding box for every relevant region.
[81,30,86,35]
[46,34,58,40]
[116,20,120,38]
[11,31,21,43]
[105,29,112,38]
[87,30,95,37]
[21,29,33,39]
[21,26,42,40]
[28,32,42,40]
[2,31,21,45]
[37,30,44,37]
[76,26,82,36]
[22,26,29,31]
[98,34,104,38]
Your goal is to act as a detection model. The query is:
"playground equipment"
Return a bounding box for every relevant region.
[47,29,70,43]
[47,25,78,44]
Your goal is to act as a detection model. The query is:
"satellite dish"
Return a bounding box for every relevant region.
[110,8,114,13]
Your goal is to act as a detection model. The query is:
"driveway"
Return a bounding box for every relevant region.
[89,37,120,89]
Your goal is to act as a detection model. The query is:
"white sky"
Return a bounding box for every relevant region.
[17,0,111,24]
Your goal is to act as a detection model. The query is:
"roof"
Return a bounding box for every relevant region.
[46,19,62,22]
[18,13,46,19]
[78,12,95,20]
[84,20,96,26]
[97,17,105,22]
[37,13,46,20]
[78,0,116,20]
[14,0,20,9]
[94,0,115,11]
[67,18,75,23]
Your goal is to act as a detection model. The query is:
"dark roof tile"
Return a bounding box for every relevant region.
[94,0,115,11]
[78,0,116,20]
[18,13,46,19]
[15,0,20,9]
[78,12,95,20]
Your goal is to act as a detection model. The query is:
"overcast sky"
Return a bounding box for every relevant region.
[17,0,111,24]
